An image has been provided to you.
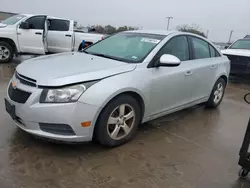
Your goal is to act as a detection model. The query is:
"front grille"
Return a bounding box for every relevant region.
[225,55,250,73]
[15,72,37,87]
[226,55,250,65]
[39,123,76,136]
[8,84,31,103]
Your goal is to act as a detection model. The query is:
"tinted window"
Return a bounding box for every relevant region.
[25,16,45,30]
[191,37,210,59]
[48,19,70,31]
[156,36,190,61]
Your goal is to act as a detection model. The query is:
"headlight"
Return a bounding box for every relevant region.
[40,81,98,103]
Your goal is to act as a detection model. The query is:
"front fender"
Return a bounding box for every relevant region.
[78,69,151,116]
[79,73,148,107]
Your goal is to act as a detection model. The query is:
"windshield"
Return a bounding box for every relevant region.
[85,32,165,63]
[1,15,26,25]
[229,39,250,50]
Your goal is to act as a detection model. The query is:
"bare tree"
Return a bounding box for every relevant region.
[177,24,206,38]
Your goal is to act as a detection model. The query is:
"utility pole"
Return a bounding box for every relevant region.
[206,30,209,38]
[228,30,234,44]
[166,17,173,30]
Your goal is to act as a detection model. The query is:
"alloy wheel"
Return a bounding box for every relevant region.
[0,46,10,60]
[107,104,135,140]
[213,82,224,104]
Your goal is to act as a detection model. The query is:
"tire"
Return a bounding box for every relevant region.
[0,41,14,63]
[205,78,226,108]
[239,168,249,179]
[95,95,141,147]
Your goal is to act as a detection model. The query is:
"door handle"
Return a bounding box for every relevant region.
[35,32,42,35]
[211,65,218,69]
[65,34,72,37]
[17,33,21,35]
[185,71,193,76]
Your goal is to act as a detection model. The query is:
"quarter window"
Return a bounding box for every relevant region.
[25,16,45,30]
[209,45,216,57]
[48,19,70,31]
[191,37,210,59]
[156,36,190,61]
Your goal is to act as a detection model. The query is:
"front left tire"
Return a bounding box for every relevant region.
[94,95,141,147]
[0,41,14,63]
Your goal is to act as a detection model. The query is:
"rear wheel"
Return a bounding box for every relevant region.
[0,41,14,63]
[206,78,226,108]
[95,95,141,147]
[239,168,249,179]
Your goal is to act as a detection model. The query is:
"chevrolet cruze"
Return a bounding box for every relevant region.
[5,30,230,147]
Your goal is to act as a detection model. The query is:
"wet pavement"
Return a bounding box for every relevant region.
[0,58,250,187]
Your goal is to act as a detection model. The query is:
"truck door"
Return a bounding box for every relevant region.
[47,19,74,53]
[17,15,48,54]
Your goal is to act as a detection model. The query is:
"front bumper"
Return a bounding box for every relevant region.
[6,82,100,142]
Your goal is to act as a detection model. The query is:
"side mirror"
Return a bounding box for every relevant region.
[19,21,29,29]
[224,45,229,49]
[158,54,181,67]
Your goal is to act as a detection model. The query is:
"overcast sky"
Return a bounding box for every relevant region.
[1,0,250,42]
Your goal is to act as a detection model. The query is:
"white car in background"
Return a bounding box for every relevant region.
[0,14,104,63]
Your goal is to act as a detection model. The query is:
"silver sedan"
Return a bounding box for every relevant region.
[5,30,230,147]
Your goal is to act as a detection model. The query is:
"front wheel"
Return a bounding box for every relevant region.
[0,41,14,63]
[239,168,249,179]
[94,95,141,147]
[206,78,226,108]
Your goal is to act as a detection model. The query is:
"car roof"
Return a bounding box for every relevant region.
[124,30,179,36]
[20,14,70,20]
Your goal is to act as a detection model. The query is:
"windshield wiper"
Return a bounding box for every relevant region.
[82,50,89,54]
[88,53,129,62]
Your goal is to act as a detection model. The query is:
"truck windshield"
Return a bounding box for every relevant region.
[1,15,26,25]
[230,39,250,50]
[85,32,165,63]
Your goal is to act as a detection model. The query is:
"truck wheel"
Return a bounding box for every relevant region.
[0,41,14,63]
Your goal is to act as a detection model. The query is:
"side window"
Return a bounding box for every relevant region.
[156,36,190,61]
[25,16,45,30]
[191,37,210,59]
[209,45,216,57]
[48,19,70,31]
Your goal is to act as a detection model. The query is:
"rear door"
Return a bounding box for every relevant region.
[47,18,74,53]
[187,36,220,101]
[17,15,47,54]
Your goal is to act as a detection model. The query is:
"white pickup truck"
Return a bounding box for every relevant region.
[0,14,104,63]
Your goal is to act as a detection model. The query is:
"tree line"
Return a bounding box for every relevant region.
[86,24,206,38]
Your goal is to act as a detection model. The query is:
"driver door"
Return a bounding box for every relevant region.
[17,15,48,54]
[149,35,194,116]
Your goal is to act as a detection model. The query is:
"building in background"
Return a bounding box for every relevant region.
[0,11,16,21]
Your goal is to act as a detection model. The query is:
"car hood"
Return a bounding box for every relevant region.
[221,49,250,57]
[16,52,136,86]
